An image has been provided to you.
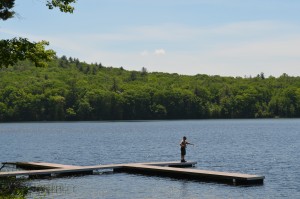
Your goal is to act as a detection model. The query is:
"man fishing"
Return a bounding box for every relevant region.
[180,136,193,162]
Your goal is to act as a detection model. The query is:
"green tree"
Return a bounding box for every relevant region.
[0,102,7,121]
[85,90,112,120]
[0,38,55,68]
[111,78,119,92]
[220,96,236,118]
[151,104,167,119]
[269,87,299,117]
[77,99,92,120]
[48,95,65,120]
[141,67,148,77]
[66,107,76,120]
[46,0,76,13]
[122,90,152,119]
[0,0,15,20]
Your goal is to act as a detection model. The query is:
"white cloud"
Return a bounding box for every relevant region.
[154,49,166,55]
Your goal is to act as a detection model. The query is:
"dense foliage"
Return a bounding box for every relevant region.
[0,57,300,121]
[0,38,55,68]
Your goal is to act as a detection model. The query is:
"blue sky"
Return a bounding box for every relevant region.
[1,0,300,77]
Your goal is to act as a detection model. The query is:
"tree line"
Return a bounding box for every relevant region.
[0,57,300,121]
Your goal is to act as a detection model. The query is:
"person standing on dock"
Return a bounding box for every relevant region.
[180,136,193,162]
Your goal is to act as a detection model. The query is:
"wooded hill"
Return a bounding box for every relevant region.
[0,57,300,121]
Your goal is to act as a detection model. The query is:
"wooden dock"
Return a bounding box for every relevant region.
[4,161,80,170]
[0,161,196,178]
[0,161,264,185]
[116,164,264,185]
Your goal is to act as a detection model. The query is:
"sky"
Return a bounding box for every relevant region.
[1,0,300,77]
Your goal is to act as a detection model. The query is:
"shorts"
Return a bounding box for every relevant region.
[181,147,186,156]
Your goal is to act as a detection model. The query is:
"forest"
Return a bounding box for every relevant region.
[0,56,300,122]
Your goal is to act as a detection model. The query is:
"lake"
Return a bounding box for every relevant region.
[0,119,299,198]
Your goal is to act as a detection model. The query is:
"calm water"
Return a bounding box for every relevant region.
[0,119,299,198]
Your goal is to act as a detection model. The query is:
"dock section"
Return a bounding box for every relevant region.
[0,161,264,185]
[0,164,125,178]
[115,164,264,185]
[0,161,196,178]
[3,162,80,170]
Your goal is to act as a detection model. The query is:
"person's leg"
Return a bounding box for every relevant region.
[181,148,184,161]
[181,148,186,162]
[181,155,186,162]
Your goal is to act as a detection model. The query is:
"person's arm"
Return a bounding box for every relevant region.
[187,141,194,145]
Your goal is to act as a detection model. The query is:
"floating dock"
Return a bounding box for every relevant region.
[116,164,264,185]
[0,161,264,185]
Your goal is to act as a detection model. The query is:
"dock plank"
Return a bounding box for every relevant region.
[117,164,264,185]
[4,162,79,169]
[136,161,197,167]
[0,164,125,177]
[0,161,264,185]
[0,161,196,178]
